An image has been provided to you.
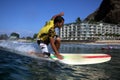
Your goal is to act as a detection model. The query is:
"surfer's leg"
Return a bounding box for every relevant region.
[40,43,49,53]
[39,43,50,58]
[54,37,61,50]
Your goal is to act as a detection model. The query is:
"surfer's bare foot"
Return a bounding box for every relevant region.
[36,54,44,57]
[28,51,35,55]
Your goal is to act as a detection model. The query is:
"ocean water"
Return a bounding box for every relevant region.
[0,40,120,80]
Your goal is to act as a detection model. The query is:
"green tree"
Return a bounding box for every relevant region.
[26,36,32,40]
[0,34,8,40]
[76,17,81,24]
[10,32,20,38]
[33,33,38,39]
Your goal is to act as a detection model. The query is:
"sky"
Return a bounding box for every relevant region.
[0,0,102,37]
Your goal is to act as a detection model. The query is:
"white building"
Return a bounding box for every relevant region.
[60,23,120,40]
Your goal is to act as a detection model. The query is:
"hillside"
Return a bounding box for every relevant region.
[84,0,120,24]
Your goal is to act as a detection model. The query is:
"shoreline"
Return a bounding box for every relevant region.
[0,39,120,45]
[61,40,120,45]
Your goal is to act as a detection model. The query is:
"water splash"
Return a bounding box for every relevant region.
[0,40,41,56]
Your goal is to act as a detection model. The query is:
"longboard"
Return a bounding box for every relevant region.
[28,51,111,65]
[50,53,111,65]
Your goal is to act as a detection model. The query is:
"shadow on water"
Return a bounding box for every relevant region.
[0,49,33,80]
[0,49,57,80]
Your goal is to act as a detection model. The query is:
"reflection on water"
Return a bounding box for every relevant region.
[60,44,109,53]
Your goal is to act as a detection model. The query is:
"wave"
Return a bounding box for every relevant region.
[0,40,56,62]
[0,40,120,55]
[0,40,42,58]
[0,40,38,52]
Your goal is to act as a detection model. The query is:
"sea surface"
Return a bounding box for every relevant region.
[0,40,120,80]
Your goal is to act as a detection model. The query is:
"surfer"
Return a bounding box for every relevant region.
[37,12,64,59]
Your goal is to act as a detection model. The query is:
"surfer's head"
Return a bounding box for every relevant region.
[54,16,64,28]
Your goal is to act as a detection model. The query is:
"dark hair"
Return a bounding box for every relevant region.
[54,16,64,24]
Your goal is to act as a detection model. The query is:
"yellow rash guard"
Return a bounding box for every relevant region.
[37,20,56,45]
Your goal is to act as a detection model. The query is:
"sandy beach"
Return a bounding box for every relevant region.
[61,40,120,45]
[95,40,120,44]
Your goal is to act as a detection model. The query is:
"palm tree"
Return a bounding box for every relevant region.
[76,17,81,24]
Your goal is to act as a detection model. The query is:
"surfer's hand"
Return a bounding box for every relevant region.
[59,12,64,16]
[54,54,63,60]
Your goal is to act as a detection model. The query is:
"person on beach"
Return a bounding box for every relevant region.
[36,12,64,59]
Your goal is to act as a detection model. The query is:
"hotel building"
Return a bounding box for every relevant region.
[60,23,120,40]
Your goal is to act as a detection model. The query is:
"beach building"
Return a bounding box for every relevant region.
[60,23,120,40]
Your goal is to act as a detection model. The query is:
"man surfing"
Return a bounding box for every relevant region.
[36,12,64,59]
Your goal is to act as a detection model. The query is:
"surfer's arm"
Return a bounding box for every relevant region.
[49,37,63,59]
[51,12,64,20]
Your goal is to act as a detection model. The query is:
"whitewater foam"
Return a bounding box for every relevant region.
[0,40,41,55]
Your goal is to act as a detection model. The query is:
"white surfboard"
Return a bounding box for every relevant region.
[50,53,111,65]
[27,51,111,65]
